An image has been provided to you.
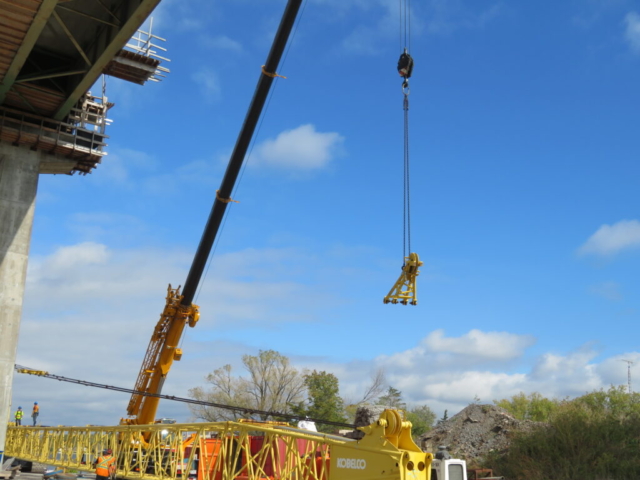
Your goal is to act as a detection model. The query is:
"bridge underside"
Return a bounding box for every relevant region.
[0,0,162,174]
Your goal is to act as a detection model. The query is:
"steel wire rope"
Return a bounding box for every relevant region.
[399,0,412,260]
[14,364,355,429]
[398,0,403,52]
[403,93,411,257]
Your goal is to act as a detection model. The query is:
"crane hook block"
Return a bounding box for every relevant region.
[397,51,414,80]
[383,252,423,306]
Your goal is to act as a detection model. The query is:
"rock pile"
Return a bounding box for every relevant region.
[419,404,540,466]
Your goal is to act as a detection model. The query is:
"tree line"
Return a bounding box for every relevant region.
[188,349,640,479]
[188,349,436,436]
[488,386,640,480]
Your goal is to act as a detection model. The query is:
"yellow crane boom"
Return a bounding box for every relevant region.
[122,0,304,426]
[122,286,199,425]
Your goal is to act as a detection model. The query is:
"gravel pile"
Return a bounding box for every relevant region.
[419,404,540,467]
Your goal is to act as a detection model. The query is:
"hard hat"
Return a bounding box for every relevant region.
[104,448,112,455]
[34,402,38,405]
[18,406,22,409]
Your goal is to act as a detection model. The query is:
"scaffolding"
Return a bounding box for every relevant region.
[0,91,111,174]
[105,18,170,85]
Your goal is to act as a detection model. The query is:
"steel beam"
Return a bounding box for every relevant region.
[16,69,87,84]
[54,0,162,120]
[0,0,59,104]
[57,5,121,28]
[52,11,92,66]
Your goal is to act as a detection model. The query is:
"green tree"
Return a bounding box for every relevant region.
[292,370,346,432]
[438,409,449,424]
[189,350,305,421]
[406,405,436,438]
[377,387,406,409]
[486,386,640,480]
[494,391,559,422]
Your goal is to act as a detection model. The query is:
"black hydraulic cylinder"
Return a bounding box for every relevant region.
[180,0,303,306]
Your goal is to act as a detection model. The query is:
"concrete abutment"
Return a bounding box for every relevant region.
[0,144,42,463]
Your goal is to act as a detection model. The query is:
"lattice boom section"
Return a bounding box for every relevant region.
[5,422,368,480]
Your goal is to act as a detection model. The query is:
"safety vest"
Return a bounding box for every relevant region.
[95,455,116,477]
[33,405,39,414]
[15,410,23,419]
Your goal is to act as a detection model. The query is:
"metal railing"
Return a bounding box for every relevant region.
[125,18,170,82]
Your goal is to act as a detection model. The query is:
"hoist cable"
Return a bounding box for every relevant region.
[14,364,356,429]
[408,0,411,52]
[403,92,411,257]
[397,0,412,260]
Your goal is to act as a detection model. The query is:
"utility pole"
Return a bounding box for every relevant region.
[621,359,635,394]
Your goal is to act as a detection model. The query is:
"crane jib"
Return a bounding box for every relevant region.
[124,0,305,427]
[180,0,303,306]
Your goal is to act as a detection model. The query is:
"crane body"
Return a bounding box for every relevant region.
[122,0,304,426]
[6,409,469,480]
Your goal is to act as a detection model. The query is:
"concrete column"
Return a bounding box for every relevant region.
[0,144,41,464]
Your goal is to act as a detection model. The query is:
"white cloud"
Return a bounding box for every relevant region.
[578,220,640,256]
[425,1,504,35]
[67,212,150,244]
[529,347,602,396]
[33,242,109,274]
[251,124,344,170]
[146,0,206,32]
[378,329,535,370]
[96,148,157,185]
[332,339,633,417]
[595,354,640,387]
[424,329,535,360]
[192,69,221,102]
[15,241,344,425]
[13,240,639,426]
[589,281,622,301]
[203,35,243,52]
[625,11,640,53]
[418,371,527,404]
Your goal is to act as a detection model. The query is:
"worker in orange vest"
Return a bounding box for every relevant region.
[93,448,116,480]
[31,402,39,426]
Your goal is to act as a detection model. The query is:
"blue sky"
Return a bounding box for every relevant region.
[11,0,640,426]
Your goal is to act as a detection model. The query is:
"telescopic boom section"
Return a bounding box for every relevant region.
[123,0,304,426]
[181,0,302,307]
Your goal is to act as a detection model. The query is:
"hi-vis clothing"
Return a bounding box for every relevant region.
[32,404,39,414]
[95,455,116,477]
[14,410,23,420]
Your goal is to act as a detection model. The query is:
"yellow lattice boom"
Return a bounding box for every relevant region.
[5,410,432,480]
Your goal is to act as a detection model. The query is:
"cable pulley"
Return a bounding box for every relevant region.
[397,49,414,89]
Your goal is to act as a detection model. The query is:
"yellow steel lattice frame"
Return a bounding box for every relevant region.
[5,411,433,480]
[383,252,423,305]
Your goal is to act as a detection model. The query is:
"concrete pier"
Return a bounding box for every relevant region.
[0,144,42,463]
